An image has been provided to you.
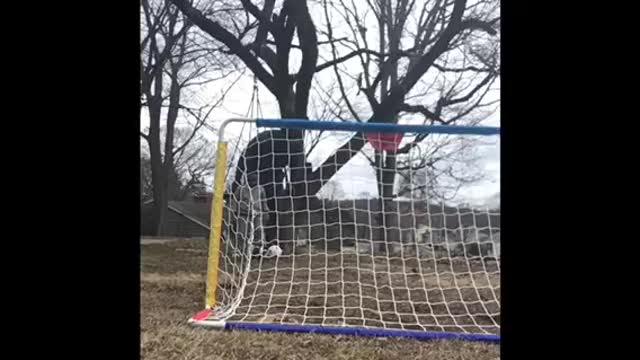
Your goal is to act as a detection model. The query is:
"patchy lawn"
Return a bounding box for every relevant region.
[141,240,500,360]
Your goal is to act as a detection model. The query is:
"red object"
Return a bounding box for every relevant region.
[366,133,404,153]
[191,309,214,322]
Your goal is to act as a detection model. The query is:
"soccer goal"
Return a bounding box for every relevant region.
[189,118,500,343]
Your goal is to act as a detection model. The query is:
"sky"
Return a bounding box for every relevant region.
[141,74,500,208]
[141,1,501,207]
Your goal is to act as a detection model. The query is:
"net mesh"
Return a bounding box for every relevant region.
[209,120,500,336]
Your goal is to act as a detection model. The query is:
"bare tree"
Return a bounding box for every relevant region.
[168,0,499,247]
[172,128,217,199]
[316,0,499,249]
[312,0,499,196]
[168,0,326,200]
[395,134,489,200]
[140,0,234,235]
[141,126,216,202]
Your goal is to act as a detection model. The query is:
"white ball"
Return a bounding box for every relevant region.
[265,245,283,257]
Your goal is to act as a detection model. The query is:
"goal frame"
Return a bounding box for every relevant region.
[189,118,501,343]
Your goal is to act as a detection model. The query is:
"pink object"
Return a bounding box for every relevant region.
[366,133,404,153]
[191,309,214,322]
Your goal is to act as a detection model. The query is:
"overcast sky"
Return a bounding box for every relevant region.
[141,2,500,207]
[141,73,500,207]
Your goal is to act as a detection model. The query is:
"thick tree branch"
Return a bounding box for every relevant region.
[239,0,267,22]
[367,47,419,97]
[290,0,318,117]
[399,103,445,123]
[315,49,386,73]
[169,0,278,94]
[254,44,278,72]
[250,0,275,49]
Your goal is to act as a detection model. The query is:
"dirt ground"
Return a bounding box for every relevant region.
[141,239,500,360]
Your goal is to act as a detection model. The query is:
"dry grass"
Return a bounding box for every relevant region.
[141,240,500,360]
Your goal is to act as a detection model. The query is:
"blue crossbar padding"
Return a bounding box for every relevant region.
[225,322,500,343]
[256,119,500,135]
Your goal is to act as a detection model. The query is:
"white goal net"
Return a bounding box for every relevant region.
[194,119,500,340]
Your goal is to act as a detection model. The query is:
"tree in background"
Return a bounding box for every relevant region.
[169,0,499,196]
[318,0,499,247]
[141,127,216,202]
[141,0,237,235]
[394,134,488,201]
[166,0,499,249]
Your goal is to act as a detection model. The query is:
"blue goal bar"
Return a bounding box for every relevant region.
[225,322,500,343]
[256,118,500,136]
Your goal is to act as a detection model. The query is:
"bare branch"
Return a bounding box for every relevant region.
[322,0,361,121]
[251,0,276,49]
[432,63,491,73]
[239,0,267,22]
[169,0,278,94]
[265,37,349,49]
[441,71,496,107]
[460,18,498,35]
[311,0,500,193]
[315,49,376,73]
[399,103,445,123]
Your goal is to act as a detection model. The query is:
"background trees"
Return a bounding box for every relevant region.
[141,0,500,236]
[141,0,237,234]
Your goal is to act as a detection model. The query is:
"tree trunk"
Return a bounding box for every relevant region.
[374,151,399,254]
[148,129,167,236]
[147,60,167,235]
[163,65,181,198]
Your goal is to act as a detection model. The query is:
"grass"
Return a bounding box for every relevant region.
[141,239,500,360]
